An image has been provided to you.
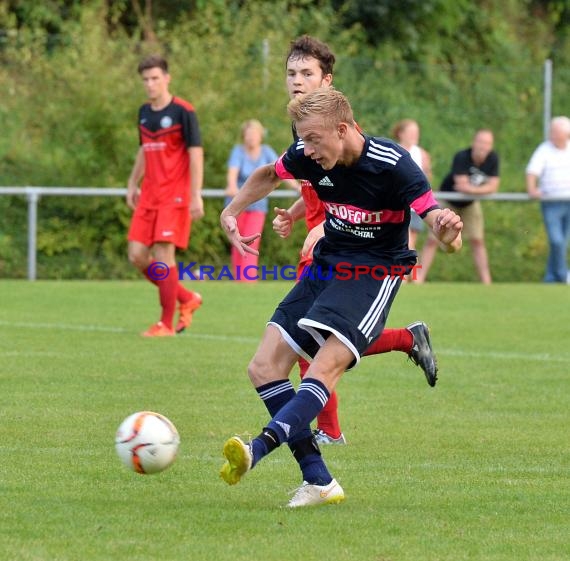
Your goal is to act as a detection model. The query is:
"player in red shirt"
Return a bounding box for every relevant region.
[272,37,438,444]
[127,55,203,337]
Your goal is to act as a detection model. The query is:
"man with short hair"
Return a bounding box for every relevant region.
[526,116,570,283]
[273,36,440,447]
[219,87,463,507]
[127,54,204,336]
[417,129,499,284]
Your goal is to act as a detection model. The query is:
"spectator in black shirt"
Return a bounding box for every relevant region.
[417,129,499,284]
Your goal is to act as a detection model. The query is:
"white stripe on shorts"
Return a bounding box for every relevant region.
[267,321,313,363]
[298,318,361,366]
[358,276,400,338]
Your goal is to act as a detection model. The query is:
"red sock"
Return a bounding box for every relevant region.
[317,391,341,439]
[298,357,310,380]
[364,328,413,355]
[157,265,178,330]
[177,283,194,304]
[298,357,342,439]
[143,261,159,286]
[143,261,192,304]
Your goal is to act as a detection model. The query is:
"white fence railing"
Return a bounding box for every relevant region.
[0,187,299,280]
[0,186,567,281]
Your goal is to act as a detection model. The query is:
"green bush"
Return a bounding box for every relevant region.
[0,0,568,280]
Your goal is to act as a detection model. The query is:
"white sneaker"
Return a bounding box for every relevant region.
[287,478,345,508]
[313,429,347,445]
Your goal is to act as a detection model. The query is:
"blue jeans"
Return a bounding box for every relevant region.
[541,201,570,283]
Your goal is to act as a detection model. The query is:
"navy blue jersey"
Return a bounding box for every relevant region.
[276,134,436,266]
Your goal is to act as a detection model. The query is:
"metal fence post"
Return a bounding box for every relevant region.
[26,188,39,281]
[543,58,552,140]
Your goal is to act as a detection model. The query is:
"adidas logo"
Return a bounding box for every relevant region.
[276,421,291,438]
[318,176,334,187]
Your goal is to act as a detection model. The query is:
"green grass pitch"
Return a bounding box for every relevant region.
[0,280,569,561]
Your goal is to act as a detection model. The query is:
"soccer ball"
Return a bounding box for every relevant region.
[115,411,180,474]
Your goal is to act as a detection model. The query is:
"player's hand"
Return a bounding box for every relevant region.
[191,195,205,220]
[433,208,463,252]
[126,186,140,210]
[272,207,293,238]
[301,222,324,257]
[221,214,261,256]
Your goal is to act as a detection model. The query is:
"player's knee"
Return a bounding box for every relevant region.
[247,356,266,385]
[307,357,345,389]
[248,354,280,386]
[128,253,144,270]
[128,247,148,270]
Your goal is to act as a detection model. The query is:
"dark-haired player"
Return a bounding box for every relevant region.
[220,87,463,507]
[272,36,439,445]
[127,55,203,337]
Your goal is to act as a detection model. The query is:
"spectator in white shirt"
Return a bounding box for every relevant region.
[526,116,570,283]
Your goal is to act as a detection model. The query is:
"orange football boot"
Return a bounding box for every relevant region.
[175,292,202,333]
[141,321,175,337]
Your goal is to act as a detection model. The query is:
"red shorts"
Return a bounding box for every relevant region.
[128,206,191,249]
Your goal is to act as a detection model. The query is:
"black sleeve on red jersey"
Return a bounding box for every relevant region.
[182,109,202,148]
[137,105,145,146]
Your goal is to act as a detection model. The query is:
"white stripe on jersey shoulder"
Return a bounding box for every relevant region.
[369,139,401,157]
[296,139,304,151]
[367,139,401,166]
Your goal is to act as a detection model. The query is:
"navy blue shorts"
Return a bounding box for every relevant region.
[269,263,402,367]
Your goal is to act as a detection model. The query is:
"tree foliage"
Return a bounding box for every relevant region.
[0,0,568,281]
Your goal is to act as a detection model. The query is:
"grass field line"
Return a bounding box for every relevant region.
[0,320,127,333]
[437,348,570,363]
[0,449,563,478]
[1,319,569,363]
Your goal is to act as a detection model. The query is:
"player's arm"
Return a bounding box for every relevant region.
[221,163,281,255]
[423,208,463,253]
[273,196,306,238]
[283,178,302,192]
[126,147,145,210]
[410,187,462,253]
[189,146,204,220]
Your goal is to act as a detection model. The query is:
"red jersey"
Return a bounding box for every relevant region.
[300,180,325,230]
[138,96,201,209]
